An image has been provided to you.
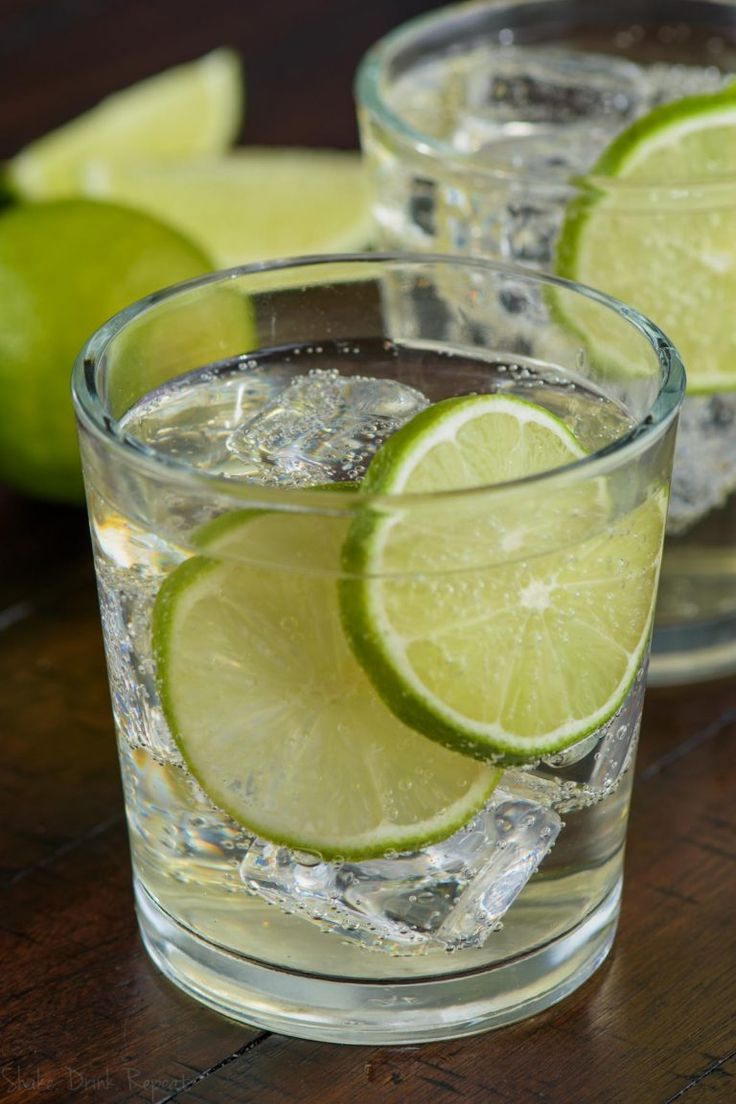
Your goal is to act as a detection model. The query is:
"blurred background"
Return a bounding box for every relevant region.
[0,0,449,522]
[0,0,459,657]
[0,0,448,157]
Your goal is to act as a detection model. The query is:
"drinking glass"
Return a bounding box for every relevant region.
[356,0,736,684]
[73,254,682,1042]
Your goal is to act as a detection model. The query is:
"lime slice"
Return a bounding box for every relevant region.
[0,199,210,503]
[79,149,373,267]
[555,86,736,394]
[153,507,499,859]
[7,49,242,200]
[341,394,664,761]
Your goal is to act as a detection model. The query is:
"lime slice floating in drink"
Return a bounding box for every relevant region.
[6,49,242,199]
[340,394,665,761]
[153,506,499,860]
[555,85,736,394]
[79,149,373,266]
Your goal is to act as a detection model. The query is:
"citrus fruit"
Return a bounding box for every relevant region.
[152,506,499,860]
[556,86,736,393]
[104,282,255,421]
[340,394,665,761]
[0,199,211,502]
[80,149,373,267]
[7,49,242,200]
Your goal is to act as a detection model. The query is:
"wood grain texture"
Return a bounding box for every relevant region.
[2,501,734,1104]
[97,703,736,1104]
[1,2,735,1102]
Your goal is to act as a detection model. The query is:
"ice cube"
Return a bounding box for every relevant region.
[667,393,736,535]
[501,191,565,267]
[457,45,646,141]
[457,123,613,180]
[226,369,429,486]
[96,557,182,765]
[440,47,728,274]
[239,789,561,954]
[438,48,644,267]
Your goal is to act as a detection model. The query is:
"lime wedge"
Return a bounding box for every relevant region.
[341,395,664,761]
[0,199,210,502]
[7,49,242,200]
[555,86,736,394]
[153,507,499,859]
[79,149,373,267]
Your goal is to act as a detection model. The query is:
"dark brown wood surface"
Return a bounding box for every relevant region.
[1,4,735,1102]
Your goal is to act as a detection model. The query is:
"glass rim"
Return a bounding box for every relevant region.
[72,250,684,509]
[355,0,736,195]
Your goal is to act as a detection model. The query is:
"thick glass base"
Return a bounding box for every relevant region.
[649,613,736,686]
[135,877,621,1044]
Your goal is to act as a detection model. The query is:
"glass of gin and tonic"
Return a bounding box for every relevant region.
[73,254,682,1041]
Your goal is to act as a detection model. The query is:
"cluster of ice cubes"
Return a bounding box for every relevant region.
[388,45,730,268]
[116,359,658,954]
[447,47,727,167]
[113,365,647,955]
[383,47,736,532]
[450,46,646,169]
[179,368,640,954]
[226,368,428,485]
[223,366,642,951]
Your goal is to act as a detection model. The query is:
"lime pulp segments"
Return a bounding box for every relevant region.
[153,507,499,860]
[556,85,736,394]
[340,394,666,760]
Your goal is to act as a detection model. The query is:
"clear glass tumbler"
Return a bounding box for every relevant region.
[356,0,736,685]
[73,254,682,1043]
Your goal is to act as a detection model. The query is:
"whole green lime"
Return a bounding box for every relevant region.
[0,199,211,502]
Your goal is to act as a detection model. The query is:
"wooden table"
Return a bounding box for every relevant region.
[1,4,735,1102]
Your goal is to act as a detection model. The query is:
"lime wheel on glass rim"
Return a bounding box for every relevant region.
[556,84,736,395]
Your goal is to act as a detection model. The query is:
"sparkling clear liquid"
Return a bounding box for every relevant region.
[366,45,736,673]
[93,342,644,977]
